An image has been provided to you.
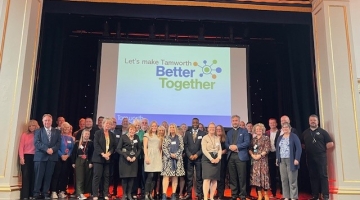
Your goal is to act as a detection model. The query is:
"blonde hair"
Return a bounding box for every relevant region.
[128,124,136,132]
[79,129,91,148]
[102,117,114,127]
[252,123,266,134]
[147,121,158,137]
[61,122,71,134]
[168,123,177,135]
[27,120,40,133]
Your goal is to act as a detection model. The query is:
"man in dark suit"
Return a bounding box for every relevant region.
[183,118,206,199]
[225,115,250,200]
[33,114,61,199]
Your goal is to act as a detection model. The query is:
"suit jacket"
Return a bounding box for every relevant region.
[184,129,206,160]
[225,128,250,161]
[33,127,61,161]
[92,129,117,163]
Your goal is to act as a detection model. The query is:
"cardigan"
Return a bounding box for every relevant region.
[276,132,302,171]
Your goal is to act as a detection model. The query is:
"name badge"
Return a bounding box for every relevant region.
[171,141,177,145]
[79,145,84,149]
[116,135,120,138]
[122,148,127,152]
[133,140,138,143]
[198,136,202,139]
[67,140,72,144]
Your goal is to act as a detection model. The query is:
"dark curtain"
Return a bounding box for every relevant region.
[31,14,99,128]
[31,15,66,125]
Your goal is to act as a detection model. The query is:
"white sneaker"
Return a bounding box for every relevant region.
[104,197,109,200]
[78,194,87,199]
[58,191,67,198]
[51,192,58,199]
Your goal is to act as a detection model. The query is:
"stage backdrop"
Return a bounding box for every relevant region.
[97,43,248,126]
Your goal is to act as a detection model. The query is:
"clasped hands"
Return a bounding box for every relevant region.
[101,152,111,160]
[127,156,136,162]
[171,153,178,159]
[46,148,53,155]
[229,145,238,152]
[189,154,198,160]
[211,157,220,164]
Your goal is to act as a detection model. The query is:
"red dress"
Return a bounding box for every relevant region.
[249,135,271,189]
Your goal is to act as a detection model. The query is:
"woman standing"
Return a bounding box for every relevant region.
[117,124,141,200]
[215,125,227,200]
[71,129,94,199]
[133,119,146,199]
[143,121,162,200]
[92,118,117,200]
[249,123,271,200]
[50,122,75,199]
[19,120,39,200]
[161,123,185,200]
[201,123,222,200]
[276,122,302,200]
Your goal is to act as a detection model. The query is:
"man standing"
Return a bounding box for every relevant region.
[183,118,205,199]
[225,115,250,200]
[75,117,97,141]
[302,115,333,200]
[265,118,279,199]
[110,117,122,198]
[97,116,104,130]
[33,114,61,199]
[280,115,299,138]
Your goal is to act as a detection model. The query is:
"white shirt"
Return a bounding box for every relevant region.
[269,130,278,152]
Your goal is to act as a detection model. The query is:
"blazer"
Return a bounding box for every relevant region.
[276,132,302,171]
[92,129,117,163]
[225,128,250,161]
[33,127,61,162]
[184,129,206,160]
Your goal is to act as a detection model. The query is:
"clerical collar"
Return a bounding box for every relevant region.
[233,127,239,130]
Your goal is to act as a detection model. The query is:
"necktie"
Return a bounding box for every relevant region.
[47,129,51,141]
[192,130,197,142]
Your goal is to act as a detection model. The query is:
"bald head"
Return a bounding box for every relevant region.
[280,115,290,126]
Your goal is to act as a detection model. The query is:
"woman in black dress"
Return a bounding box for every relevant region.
[201,122,222,200]
[117,124,141,200]
[216,125,227,200]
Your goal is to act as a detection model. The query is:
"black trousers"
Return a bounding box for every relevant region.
[246,159,252,196]
[33,160,56,197]
[186,159,203,196]
[268,152,278,196]
[228,153,247,198]
[21,154,35,199]
[110,155,120,195]
[92,163,110,197]
[51,158,71,192]
[307,154,329,198]
[217,155,227,198]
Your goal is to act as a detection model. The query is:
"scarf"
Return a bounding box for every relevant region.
[169,134,180,171]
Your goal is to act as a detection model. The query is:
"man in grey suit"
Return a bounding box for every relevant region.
[33,114,61,199]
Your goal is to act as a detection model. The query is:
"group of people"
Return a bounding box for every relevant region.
[18,114,333,200]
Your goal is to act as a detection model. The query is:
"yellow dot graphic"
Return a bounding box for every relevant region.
[212,74,217,79]
[193,62,198,66]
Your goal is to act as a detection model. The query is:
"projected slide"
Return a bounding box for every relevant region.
[97,43,248,127]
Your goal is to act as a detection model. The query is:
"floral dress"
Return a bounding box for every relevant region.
[249,135,271,189]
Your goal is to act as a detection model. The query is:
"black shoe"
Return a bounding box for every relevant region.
[231,197,238,200]
[162,193,167,200]
[197,194,203,200]
[171,193,176,200]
